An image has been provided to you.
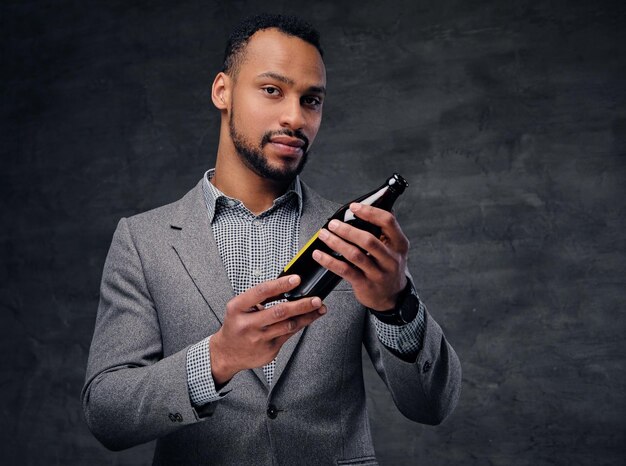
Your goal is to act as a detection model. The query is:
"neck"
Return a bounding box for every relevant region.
[212,144,292,216]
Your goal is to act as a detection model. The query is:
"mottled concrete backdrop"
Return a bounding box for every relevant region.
[1,0,624,465]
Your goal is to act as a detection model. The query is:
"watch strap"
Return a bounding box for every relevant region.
[369,280,418,326]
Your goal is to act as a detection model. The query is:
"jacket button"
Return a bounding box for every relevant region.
[422,361,432,373]
[267,404,279,419]
[168,412,183,422]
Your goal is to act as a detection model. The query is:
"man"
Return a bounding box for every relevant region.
[82,14,461,465]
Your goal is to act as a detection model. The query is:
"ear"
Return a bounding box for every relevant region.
[211,72,230,111]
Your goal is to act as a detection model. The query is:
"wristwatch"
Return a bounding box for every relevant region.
[369,281,420,326]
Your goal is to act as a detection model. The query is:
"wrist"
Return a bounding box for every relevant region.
[209,332,238,386]
[369,280,418,326]
[370,277,408,312]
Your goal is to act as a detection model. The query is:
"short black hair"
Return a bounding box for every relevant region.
[222,14,323,77]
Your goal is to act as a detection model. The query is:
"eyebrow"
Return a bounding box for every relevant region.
[257,71,326,95]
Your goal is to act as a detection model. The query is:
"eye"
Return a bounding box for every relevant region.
[302,96,322,108]
[262,86,281,97]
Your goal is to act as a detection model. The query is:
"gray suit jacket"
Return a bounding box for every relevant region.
[82,179,461,465]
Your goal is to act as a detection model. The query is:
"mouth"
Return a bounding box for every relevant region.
[268,135,306,156]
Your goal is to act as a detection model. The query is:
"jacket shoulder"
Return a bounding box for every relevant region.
[122,179,203,236]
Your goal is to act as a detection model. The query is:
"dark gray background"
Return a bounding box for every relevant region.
[1,0,624,465]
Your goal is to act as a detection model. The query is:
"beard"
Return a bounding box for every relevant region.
[229,110,310,183]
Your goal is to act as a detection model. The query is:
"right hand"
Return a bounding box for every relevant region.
[210,274,326,385]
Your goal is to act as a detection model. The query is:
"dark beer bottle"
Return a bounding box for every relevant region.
[279,173,408,301]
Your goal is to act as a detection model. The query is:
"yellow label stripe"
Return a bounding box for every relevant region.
[283,230,320,272]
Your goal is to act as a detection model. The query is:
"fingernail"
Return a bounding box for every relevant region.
[318,229,329,240]
[289,275,299,284]
[318,305,327,315]
[350,203,361,211]
[312,250,321,260]
[328,220,339,231]
[311,297,322,307]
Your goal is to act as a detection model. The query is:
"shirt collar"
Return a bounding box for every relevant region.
[201,169,303,223]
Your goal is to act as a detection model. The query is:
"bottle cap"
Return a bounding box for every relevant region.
[388,173,409,193]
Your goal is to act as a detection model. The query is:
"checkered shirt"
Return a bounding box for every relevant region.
[186,169,425,406]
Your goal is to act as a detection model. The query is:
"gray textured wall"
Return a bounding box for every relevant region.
[1,0,624,465]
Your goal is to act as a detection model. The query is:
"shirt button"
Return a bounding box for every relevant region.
[267,404,279,419]
[422,361,432,373]
[253,269,262,277]
[253,219,262,227]
[227,200,236,207]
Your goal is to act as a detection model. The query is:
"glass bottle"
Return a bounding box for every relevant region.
[279,173,408,300]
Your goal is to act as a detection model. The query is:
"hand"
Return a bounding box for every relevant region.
[210,275,326,385]
[313,203,409,311]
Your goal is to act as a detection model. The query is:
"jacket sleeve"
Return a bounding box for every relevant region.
[81,218,213,451]
[363,302,462,425]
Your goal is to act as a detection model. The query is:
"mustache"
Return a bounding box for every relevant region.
[261,129,309,153]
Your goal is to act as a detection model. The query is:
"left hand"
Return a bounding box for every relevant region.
[312,202,409,311]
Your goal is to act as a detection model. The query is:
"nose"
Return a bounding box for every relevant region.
[279,97,306,131]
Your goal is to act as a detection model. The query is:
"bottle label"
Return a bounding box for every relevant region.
[283,230,320,272]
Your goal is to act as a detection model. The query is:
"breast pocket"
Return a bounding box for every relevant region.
[336,456,378,466]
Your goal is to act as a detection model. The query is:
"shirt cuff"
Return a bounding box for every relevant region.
[373,291,426,355]
[186,335,229,406]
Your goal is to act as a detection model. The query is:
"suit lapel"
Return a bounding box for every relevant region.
[170,181,270,388]
[270,182,337,392]
[170,181,233,325]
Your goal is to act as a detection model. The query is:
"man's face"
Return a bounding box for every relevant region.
[227,28,326,182]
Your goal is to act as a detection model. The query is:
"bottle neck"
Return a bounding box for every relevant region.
[332,174,407,223]
[372,174,406,210]
[370,185,401,211]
